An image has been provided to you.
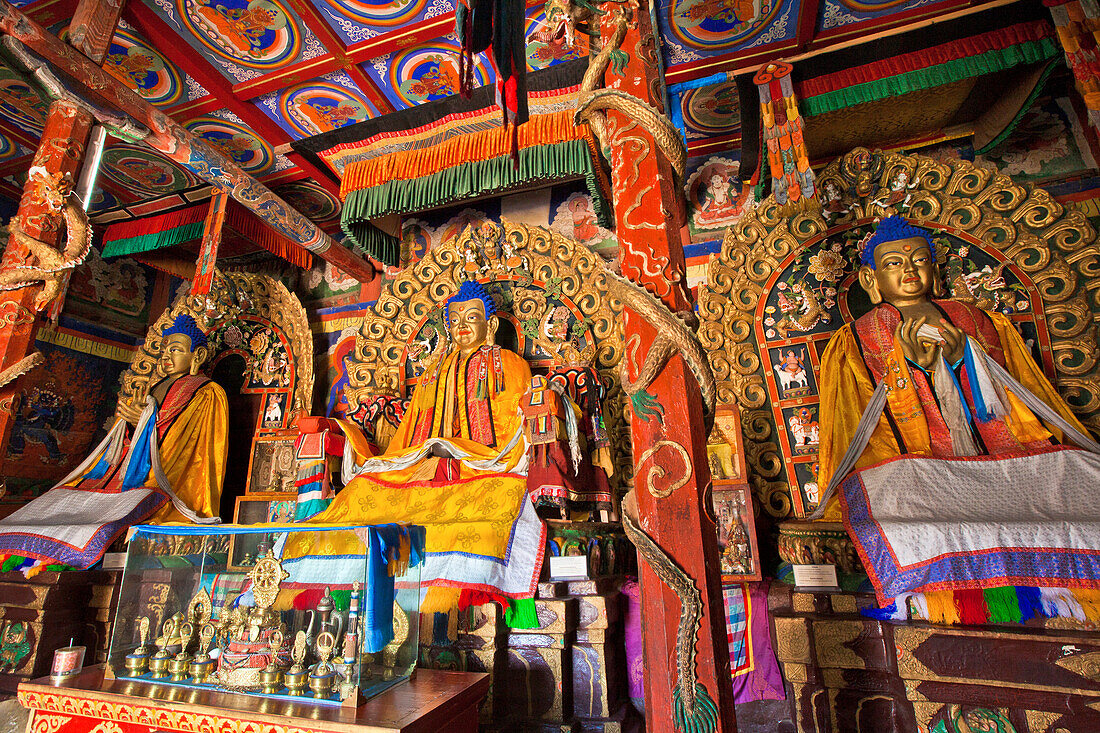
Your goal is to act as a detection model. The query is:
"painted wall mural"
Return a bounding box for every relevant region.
[682,80,741,136]
[100,144,199,196]
[185,116,274,175]
[103,28,184,107]
[525,8,588,71]
[685,157,754,236]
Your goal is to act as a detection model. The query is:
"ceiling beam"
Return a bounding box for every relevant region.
[0,0,379,281]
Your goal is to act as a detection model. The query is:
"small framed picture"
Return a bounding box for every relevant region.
[228,495,295,570]
[245,433,297,494]
[713,486,761,582]
[260,392,288,429]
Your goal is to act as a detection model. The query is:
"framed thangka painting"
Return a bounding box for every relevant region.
[699,148,1097,521]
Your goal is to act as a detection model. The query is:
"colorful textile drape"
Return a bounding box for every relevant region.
[754,62,816,215]
[337,104,610,267]
[725,582,786,704]
[867,585,1100,627]
[1046,0,1100,128]
[101,199,312,269]
[797,21,1059,116]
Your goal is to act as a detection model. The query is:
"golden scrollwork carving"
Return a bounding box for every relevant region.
[343,220,631,486]
[698,147,1100,519]
[116,271,314,419]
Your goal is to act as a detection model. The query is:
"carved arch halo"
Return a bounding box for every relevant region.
[117,270,315,419]
[341,220,631,479]
[698,147,1100,520]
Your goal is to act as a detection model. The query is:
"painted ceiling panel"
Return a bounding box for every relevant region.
[186,109,276,175]
[817,0,965,33]
[105,21,214,108]
[658,0,801,59]
[524,6,588,72]
[313,0,455,44]
[137,0,327,83]
[0,63,49,137]
[363,41,495,110]
[100,143,200,197]
[682,80,741,137]
[254,69,378,140]
[271,179,340,223]
[0,131,34,163]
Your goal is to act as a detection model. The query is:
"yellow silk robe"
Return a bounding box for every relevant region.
[61,376,228,523]
[817,302,1089,521]
[299,345,533,606]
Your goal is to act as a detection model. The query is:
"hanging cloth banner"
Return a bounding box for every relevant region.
[1045,0,1100,129]
[192,192,227,296]
[101,199,313,269]
[754,62,817,216]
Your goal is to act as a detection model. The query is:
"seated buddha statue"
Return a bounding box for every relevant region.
[0,314,227,571]
[289,281,547,613]
[815,216,1097,520]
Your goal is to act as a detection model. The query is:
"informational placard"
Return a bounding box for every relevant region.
[791,563,840,590]
[549,555,589,580]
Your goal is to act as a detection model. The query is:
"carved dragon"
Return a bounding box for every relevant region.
[0,168,92,312]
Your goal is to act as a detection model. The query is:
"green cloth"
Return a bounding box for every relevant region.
[801,38,1060,117]
[983,586,1023,624]
[341,138,611,267]
[504,597,539,629]
[102,221,205,258]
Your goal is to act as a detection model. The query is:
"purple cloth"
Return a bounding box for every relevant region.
[728,580,786,704]
[621,579,645,714]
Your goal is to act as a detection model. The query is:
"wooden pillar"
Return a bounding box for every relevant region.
[192,191,227,296]
[0,0,123,451]
[594,1,738,730]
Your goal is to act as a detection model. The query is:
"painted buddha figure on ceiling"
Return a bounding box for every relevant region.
[292,280,548,612]
[815,216,1094,520]
[0,314,227,572]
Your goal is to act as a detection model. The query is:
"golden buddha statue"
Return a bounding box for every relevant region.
[291,281,546,612]
[0,314,227,571]
[815,216,1095,520]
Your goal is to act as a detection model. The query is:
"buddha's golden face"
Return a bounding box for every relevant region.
[448,299,493,356]
[161,333,208,377]
[859,236,935,306]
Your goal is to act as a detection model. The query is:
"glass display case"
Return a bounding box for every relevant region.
[106,523,422,706]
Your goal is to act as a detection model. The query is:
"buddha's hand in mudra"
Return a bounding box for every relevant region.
[117,387,147,427]
[895,316,965,369]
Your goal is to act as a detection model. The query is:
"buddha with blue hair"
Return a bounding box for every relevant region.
[292,280,546,612]
[0,314,227,572]
[815,216,1091,520]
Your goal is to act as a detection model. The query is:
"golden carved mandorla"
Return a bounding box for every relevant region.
[343,220,632,486]
[698,147,1100,519]
[115,270,314,420]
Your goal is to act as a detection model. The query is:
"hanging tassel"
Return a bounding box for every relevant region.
[862,600,902,620]
[955,589,990,625]
[422,586,463,614]
[1073,589,1100,626]
[983,586,1022,624]
[0,554,18,573]
[1014,586,1044,621]
[1039,587,1087,623]
[23,559,47,578]
[505,598,540,629]
[925,590,961,625]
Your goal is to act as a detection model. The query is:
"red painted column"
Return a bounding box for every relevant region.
[595,2,737,730]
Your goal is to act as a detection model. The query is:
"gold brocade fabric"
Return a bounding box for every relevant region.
[817,307,1090,521]
[144,381,228,523]
[292,347,534,590]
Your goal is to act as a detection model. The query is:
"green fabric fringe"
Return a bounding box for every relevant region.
[341,139,611,267]
[801,38,1060,117]
[102,221,206,259]
[504,597,539,629]
[984,586,1023,624]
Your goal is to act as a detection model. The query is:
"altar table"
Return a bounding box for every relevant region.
[18,665,489,733]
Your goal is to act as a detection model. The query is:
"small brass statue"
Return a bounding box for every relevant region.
[124,617,151,676]
[168,622,194,681]
[149,617,176,679]
[189,623,216,683]
[259,630,284,694]
[308,630,337,699]
[284,630,309,696]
